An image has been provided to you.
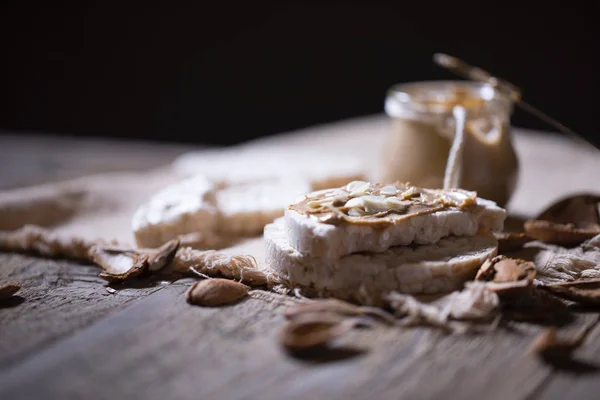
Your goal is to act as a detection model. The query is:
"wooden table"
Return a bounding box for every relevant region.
[1,118,600,400]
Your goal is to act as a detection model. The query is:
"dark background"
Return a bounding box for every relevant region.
[1,1,599,146]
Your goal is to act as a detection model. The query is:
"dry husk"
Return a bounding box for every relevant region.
[525,194,600,246]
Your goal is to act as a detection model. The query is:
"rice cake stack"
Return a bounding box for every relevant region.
[264,181,506,303]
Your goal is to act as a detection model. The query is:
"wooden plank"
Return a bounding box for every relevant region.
[527,321,600,400]
[0,253,162,371]
[1,274,597,400]
[2,126,600,399]
[0,284,419,400]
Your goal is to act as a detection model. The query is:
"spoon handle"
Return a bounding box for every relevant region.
[433,53,598,151]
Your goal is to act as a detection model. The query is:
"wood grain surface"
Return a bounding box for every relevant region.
[1,117,600,400]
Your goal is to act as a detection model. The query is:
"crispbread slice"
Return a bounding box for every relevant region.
[285,186,505,259]
[265,218,498,301]
[132,175,219,248]
[132,175,311,248]
[216,179,312,237]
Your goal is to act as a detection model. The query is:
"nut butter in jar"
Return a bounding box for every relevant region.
[381,81,518,207]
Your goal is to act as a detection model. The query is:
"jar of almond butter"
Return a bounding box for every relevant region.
[381,81,518,207]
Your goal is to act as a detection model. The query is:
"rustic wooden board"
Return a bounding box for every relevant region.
[1,272,598,400]
[2,121,600,399]
[529,321,600,400]
[0,254,163,371]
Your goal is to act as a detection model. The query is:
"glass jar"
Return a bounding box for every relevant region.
[381,80,519,207]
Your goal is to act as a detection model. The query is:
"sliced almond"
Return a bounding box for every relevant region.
[399,186,418,199]
[384,197,409,211]
[0,282,21,301]
[346,180,371,197]
[524,220,600,246]
[185,278,249,307]
[331,191,350,207]
[347,208,367,217]
[380,185,399,196]
[344,197,365,209]
[438,189,477,208]
[362,195,391,214]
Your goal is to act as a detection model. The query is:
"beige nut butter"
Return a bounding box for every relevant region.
[381,81,518,207]
[289,181,477,226]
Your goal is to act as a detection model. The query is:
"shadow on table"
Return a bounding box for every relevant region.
[540,354,600,375]
[285,346,367,364]
[0,295,25,309]
[504,214,528,233]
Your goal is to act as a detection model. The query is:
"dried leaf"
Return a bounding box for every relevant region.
[530,327,589,359]
[185,278,249,307]
[146,238,180,271]
[525,220,600,246]
[284,298,396,325]
[0,282,21,301]
[536,194,600,228]
[279,312,356,351]
[541,278,600,306]
[494,232,535,253]
[90,246,149,282]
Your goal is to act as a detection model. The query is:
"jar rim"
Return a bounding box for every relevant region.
[386,80,512,117]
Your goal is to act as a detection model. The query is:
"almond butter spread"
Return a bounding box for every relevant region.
[289,181,477,226]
